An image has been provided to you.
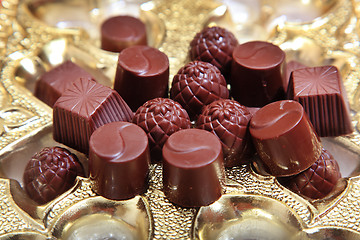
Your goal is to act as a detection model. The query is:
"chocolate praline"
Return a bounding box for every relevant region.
[170,61,229,120]
[133,98,191,162]
[23,147,84,205]
[196,99,253,167]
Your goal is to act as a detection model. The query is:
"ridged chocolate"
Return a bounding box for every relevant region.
[288,65,353,137]
[35,61,93,107]
[170,61,229,120]
[132,98,191,162]
[190,26,238,79]
[196,99,253,167]
[278,148,341,199]
[53,78,134,154]
[284,60,307,90]
[23,147,84,204]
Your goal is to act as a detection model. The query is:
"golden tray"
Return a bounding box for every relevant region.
[2,0,360,239]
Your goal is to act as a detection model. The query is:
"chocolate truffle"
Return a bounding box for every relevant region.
[231,41,286,107]
[23,147,84,204]
[132,98,191,162]
[196,99,253,167]
[35,61,93,107]
[162,129,225,207]
[288,65,353,137]
[170,61,229,120]
[101,15,147,53]
[89,122,150,200]
[53,77,134,154]
[284,60,307,90]
[114,45,169,111]
[250,100,321,177]
[190,26,238,79]
[278,148,341,199]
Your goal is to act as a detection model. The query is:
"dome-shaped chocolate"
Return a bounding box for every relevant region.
[190,26,238,79]
[278,148,341,199]
[23,147,84,205]
[170,61,229,120]
[133,98,191,162]
[197,99,253,167]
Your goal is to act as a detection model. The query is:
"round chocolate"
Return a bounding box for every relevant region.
[114,45,169,111]
[101,15,147,53]
[230,41,286,107]
[133,98,191,162]
[249,100,322,177]
[196,99,253,167]
[190,26,238,79]
[23,147,84,205]
[162,128,225,207]
[89,122,150,200]
[278,148,341,199]
[170,61,229,120]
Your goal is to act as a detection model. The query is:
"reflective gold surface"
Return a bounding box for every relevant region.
[2,0,360,239]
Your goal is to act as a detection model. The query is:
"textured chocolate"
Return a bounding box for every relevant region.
[114,45,169,111]
[34,61,93,107]
[231,41,286,107]
[53,78,134,154]
[196,99,253,167]
[284,60,307,90]
[89,122,150,200]
[170,61,229,120]
[288,65,353,137]
[101,15,147,53]
[23,147,84,204]
[132,98,191,162]
[190,26,238,79]
[250,100,322,177]
[278,148,341,199]
[162,128,225,207]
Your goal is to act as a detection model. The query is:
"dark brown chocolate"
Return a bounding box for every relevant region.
[190,26,238,79]
[114,45,169,111]
[35,61,93,107]
[196,99,253,167]
[132,98,191,162]
[278,148,341,199]
[288,65,353,137]
[230,41,286,107]
[89,122,150,200]
[101,15,147,53]
[170,61,229,120]
[284,60,307,90]
[162,128,225,207]
[53,78,134,154]
[250,100,322,177]
[23,147,84,204]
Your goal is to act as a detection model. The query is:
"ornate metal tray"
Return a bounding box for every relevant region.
[1,0,360,239]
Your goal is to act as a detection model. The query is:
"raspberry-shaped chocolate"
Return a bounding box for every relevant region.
[23,147,84,204]
[190,26,238,78]
[170,61,229,120]
[197,99,253,167]
[133,98,191,162]
[278,148,341,199]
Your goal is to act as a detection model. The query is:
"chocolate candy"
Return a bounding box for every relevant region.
[132,98,191,162]
[190,26,238,79]
[101,15,147,53]
[288,65,353,137]
[284,60,307,90]
[53,78,134,154]
[162,128,225,207]
[278,148,341,199]
[89,122,150,200]
[196,99,253,167]
[231,41,286,107]
[114,45,169,111]
[250,100,321,177]
[170,61,229,120]
[23,147,84,204]
[35,61,93,107]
